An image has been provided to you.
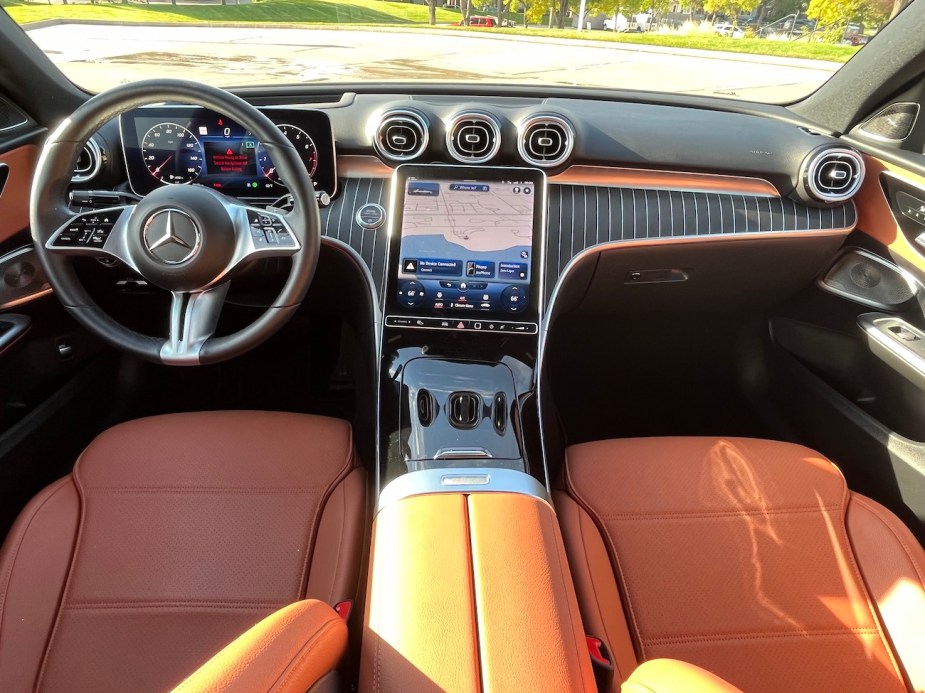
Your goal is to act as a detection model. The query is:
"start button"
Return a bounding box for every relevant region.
[355,203,386,230]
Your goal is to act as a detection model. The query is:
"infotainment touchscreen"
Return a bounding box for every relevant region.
[386,165,545,334]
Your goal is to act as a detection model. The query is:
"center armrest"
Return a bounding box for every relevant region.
[360,488,596,693]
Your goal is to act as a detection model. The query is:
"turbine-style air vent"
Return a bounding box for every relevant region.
[374,109,429,162]
[800,147,865,204]
[72,138,102,183]
[518,115,574,168]
[446,112,501,164]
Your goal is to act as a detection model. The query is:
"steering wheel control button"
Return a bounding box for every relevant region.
[52,209,124,248]
[247,210,297,249]
[356,203,386,230]
[397,280,425,308]
[143,209,201,265]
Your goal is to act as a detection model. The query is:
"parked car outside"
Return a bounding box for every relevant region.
[456,15,505,27]
[713,22,745,38]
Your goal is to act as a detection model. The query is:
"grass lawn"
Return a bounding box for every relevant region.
[442,26,861,63]
[0,0,463,25]
[1,0,856,62]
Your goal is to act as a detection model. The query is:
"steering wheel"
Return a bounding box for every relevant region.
[30,79,321,365]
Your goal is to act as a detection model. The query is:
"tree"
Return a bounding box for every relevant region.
[429,0,438,24]
[807,0,891,38]
[703,0,757,24]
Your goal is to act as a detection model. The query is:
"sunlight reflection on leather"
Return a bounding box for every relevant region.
[704,439,803,632]
[816,488,878,658]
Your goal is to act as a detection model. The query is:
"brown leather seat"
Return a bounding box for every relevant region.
[0,411,367,692]
[556,437,925,693]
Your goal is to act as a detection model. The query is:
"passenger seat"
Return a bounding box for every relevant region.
[555,437,925,693]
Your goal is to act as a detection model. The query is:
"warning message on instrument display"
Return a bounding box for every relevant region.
[204,142,256,175]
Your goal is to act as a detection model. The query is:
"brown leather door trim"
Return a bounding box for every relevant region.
[856,154,925,272]
[0,145,37,244]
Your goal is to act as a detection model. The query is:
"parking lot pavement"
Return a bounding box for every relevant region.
[28,24,838,101]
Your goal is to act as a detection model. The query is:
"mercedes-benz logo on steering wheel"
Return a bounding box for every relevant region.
[143,209,201,265]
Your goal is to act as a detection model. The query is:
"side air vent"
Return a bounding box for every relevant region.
[859,103,919,142]
[373,109,429,162]
[798,146,865,205]
[518,115,574,168]
[72,138,103,183]
[446,112,501,164]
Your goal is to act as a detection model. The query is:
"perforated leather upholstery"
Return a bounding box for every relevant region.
[0,411,366,692]
[559,436,925,693]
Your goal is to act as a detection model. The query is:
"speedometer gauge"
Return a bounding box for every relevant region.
[142,123,204,185]
[256,125,319,187]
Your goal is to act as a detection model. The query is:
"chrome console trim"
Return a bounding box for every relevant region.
[377,467,551,513]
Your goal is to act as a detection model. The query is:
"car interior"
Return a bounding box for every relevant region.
[0,2,924,692]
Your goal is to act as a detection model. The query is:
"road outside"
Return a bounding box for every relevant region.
[27,23,838,101]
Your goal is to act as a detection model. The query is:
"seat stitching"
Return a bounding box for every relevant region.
[833,475,908,686]
[572,496,631,682]
[547,503,598,693]
[643,628,881,645]
[565,458,648,660]
[0,478,74,677]
[272,617,343,693]
[599,506,841,520]
[65,600,285,609]
[328,478,347,603]
[36,454,92,690]
[297,426,356,598]
[852,495,925,587]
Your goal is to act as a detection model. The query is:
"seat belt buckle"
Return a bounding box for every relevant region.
[586,635,615,693]
[333,599,353,622]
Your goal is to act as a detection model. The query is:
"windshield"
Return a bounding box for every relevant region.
[0,0,914,103]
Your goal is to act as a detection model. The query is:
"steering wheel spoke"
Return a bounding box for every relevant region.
[45,205,139,270]
[161,283,231,365]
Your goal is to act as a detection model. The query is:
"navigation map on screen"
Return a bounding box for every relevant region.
[396,177,535,316]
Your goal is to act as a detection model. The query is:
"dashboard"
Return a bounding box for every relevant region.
[119,106,336,199]
[64,90,864,327]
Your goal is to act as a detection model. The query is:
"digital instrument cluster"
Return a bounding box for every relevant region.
[121,106,336,199]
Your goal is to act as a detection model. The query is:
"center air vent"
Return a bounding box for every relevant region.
[799,146,865,205]
[518,115,574,168]
[373,109,429,162]
[72,138,102,183]
[446,112,501,164]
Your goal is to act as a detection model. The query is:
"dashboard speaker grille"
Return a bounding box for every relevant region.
[374,110,429,162]
[446,112,501,164]
[859,103,919,142]
[518,115,574,168]
[821,249,919,309]
[0,97,28,133]
[802,147,864,204]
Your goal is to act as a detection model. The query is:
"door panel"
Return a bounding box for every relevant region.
[768,143,925,542]
[0,144,36,244]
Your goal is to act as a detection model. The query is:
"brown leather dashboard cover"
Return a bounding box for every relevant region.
[360,491,595,693]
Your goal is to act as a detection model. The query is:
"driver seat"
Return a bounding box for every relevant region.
[0,411,367,692]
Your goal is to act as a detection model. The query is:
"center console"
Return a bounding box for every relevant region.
[378,164,547,488]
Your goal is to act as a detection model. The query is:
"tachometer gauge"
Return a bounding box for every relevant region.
[142,123,204,185]
[256,125,319,187]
